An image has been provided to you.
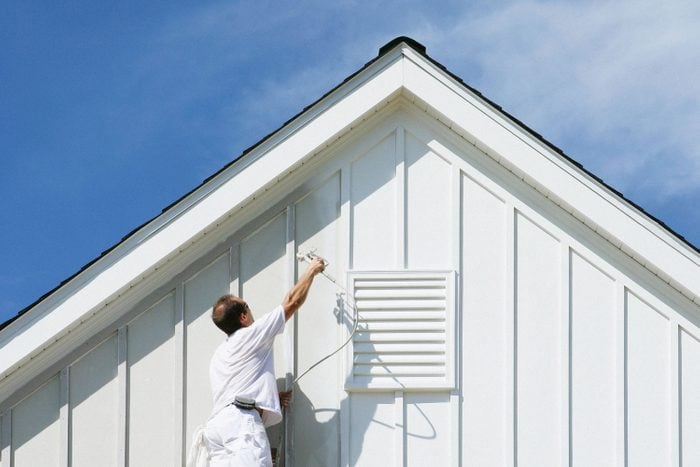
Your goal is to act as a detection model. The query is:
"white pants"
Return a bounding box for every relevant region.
[205,405,272,467]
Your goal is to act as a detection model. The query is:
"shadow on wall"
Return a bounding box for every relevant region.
[266,292,440,467]
[270,385,439,467]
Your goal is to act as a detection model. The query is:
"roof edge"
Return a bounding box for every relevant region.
[378,36,427,56]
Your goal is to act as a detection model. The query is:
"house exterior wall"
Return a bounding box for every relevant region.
[1,103,699,467]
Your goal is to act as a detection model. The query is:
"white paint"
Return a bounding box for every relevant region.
[516,213,561,467]
[681,329,700,466]
[405,392,451,467]
[627,291,670,467]
[461,175,508,466]
[351,134,397,270]
[70,336,119,467]
[293,175,342,467]
[350,392,395,466]
[11,377,60,467]
[127,294,176,466]
[405,131,452,269]
[570,252,616,466]
[241,214,288,319]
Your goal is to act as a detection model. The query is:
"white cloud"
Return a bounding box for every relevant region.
[416,0,700,199]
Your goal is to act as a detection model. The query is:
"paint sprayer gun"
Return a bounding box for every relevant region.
[295,249,341,287]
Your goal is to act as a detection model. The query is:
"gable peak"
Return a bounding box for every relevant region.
[378,36,427,57]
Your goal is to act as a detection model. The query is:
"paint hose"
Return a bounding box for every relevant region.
[292,250,359,385]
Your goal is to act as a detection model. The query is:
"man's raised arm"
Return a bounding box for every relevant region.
[282,257,325,321]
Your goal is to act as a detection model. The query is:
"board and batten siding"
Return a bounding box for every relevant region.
[1,106,699,467]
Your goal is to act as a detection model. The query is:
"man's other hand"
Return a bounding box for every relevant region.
[279,389,293,409]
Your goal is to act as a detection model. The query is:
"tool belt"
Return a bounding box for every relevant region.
[232,396,257,410]
[232,396,263,418]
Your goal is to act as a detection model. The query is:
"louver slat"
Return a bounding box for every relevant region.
[347,271,455,390]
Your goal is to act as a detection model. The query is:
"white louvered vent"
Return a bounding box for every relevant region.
[346,271,456,390]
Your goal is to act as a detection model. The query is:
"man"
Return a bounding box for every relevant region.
[205,257,326,466]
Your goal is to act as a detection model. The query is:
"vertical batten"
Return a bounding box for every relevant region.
[395,391,405,467]
[395,127,406,268]
[340,162,352,467]
[284,204,296,466]
[117,327,127,467]
[616,283,628,467]
[59,368,69,467]
[230,244,240,297]
[561,245,571,467]
[174,285,185,467]
[451,166,462,467]
[670,322,680,467]
[505,202,516,467]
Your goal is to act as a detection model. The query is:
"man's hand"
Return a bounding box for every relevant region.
[279,389,293,409]
[308,257,326,276]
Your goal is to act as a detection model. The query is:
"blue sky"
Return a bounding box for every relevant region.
[2,1,698,323]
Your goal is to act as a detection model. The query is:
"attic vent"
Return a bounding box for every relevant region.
[346,271,456,390]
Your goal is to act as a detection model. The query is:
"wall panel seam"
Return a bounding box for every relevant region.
[59,367,70,467]
[174,284,185,467]
[395,126,406,268]
[561,245,572,467]
[671,322,680,467]
[117,326,128,467]
[340,162,352,467]
[506,202,516,467]
[284,204,296,467]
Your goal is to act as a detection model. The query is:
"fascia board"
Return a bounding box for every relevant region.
[0,51,404,381]
[401,48,699,300]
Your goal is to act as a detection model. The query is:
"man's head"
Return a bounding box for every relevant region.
[212,294,253,335]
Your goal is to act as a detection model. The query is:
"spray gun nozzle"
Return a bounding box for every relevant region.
[296,249,327,266]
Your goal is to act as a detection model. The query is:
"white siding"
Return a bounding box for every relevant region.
[405,131,451,269]
[11,377,60,467]
[127,293,176,466]
[570,252,617,466]
[350,393,396,466]
[70,335,119,467]
[516,213,561,467]
[351,134,396,269]
[461,175,508,467]
[405,392,451,466]
[627,292,670,467]
[294,174,342,467]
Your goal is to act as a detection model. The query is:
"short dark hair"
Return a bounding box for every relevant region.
[212,294,247,335]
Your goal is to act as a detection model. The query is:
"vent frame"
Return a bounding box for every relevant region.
[344,270,457,391]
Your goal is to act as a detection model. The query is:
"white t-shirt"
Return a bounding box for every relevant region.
[209,305,286,427]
